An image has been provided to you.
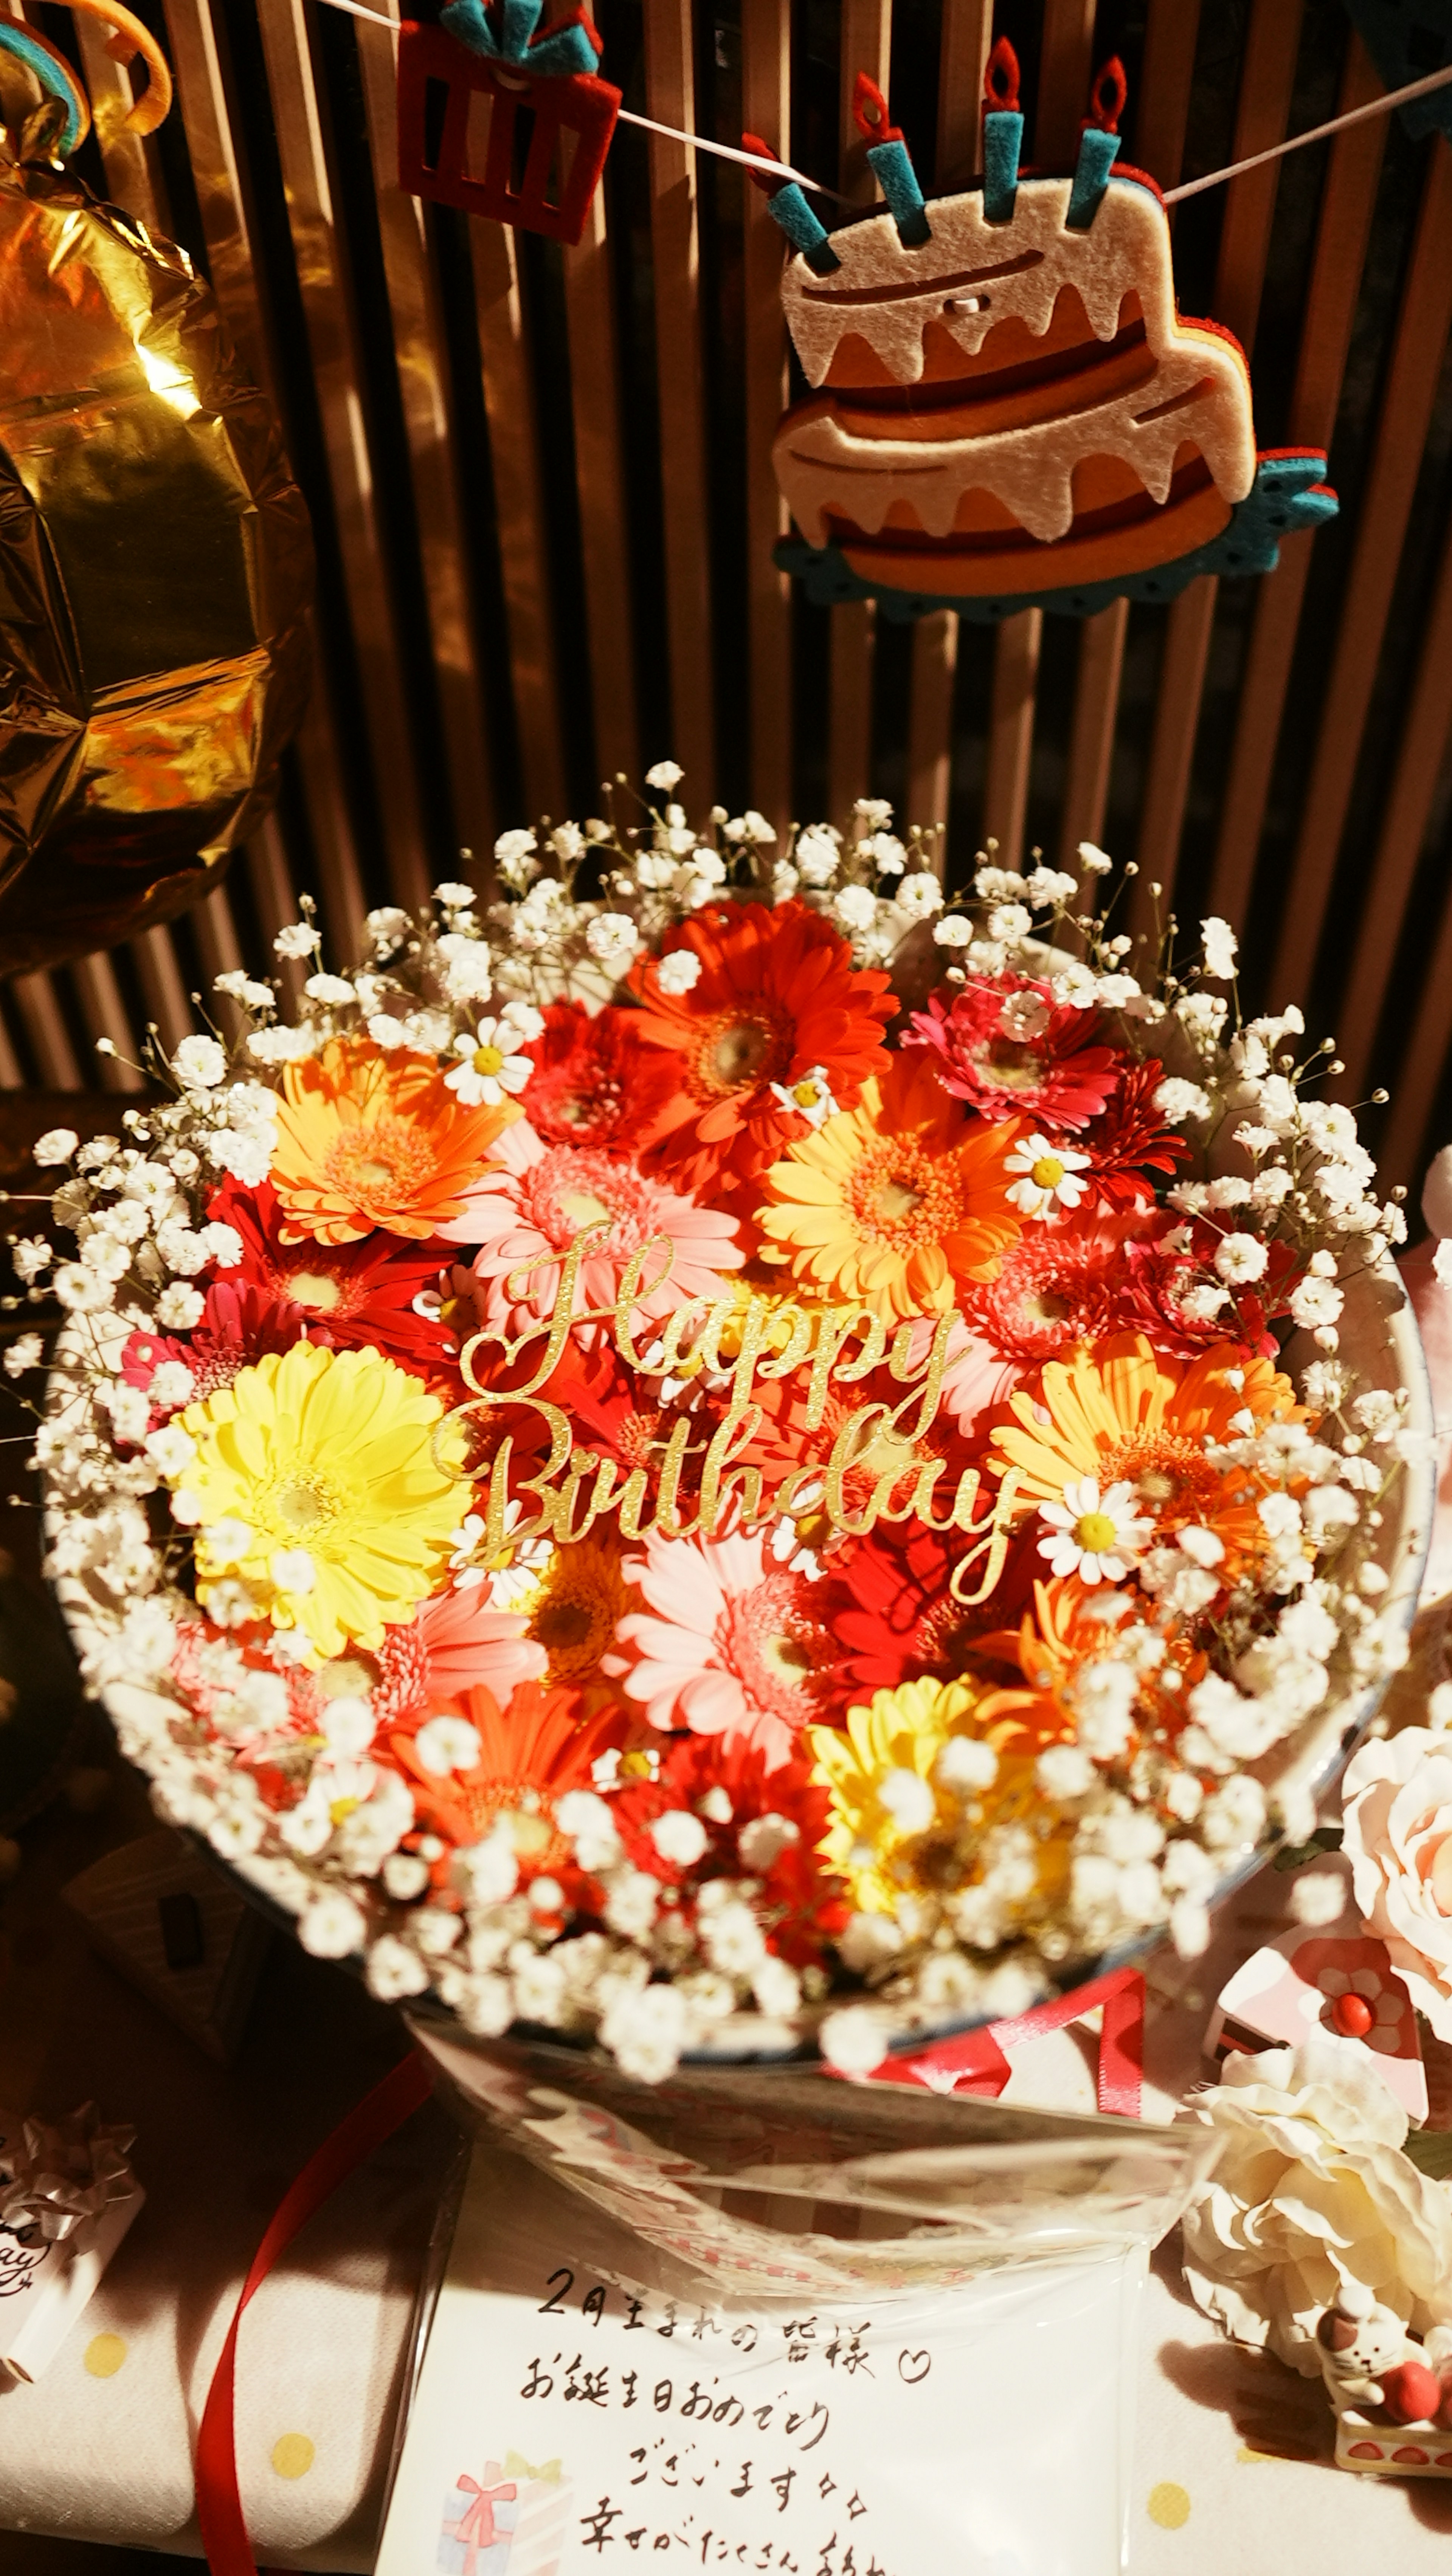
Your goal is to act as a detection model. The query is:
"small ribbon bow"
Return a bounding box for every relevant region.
[0,2104,138,2252]
[502,2450,562,2485]
[438,0,601,80]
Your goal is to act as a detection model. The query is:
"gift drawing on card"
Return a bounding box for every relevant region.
[441,2456,573,2576]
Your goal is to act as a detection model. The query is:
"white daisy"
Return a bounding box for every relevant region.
[1004,1133,1092,1218]
[444,1015,534,1108]
[1037,1477,1153,1585]
[769,1064,838,1130]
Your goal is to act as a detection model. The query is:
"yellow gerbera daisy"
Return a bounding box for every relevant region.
[513,1528,637,1694]
[173,1340,474,1661]
[988,1331,1299,1573]
[808,1676,1024,1914]
[755,1054,1021,1322]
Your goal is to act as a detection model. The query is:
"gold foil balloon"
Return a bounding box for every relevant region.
[0,44,312,975]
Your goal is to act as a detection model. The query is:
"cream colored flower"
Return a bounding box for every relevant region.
[1182,2038,1452,2373]
[1342,1726,1452,2039]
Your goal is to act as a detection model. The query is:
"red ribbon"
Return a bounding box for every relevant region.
[445,2474,518,2574]
[195,2048,434,2576]
[858,1963,1146,2115]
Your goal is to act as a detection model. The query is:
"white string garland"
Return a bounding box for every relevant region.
[309,0,1452,216]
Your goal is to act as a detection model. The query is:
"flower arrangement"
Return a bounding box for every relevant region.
[11,769,1429,2082]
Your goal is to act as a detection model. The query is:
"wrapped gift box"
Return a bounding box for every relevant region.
[0,2105,144,2383]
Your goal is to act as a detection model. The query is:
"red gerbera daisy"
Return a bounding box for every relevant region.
[206,1175,458,1387]
[122,1279,299,1410]
[958,1219,1150,1367]
[533,1338,703,1497]
[608,1734,849,1965]
[820,1518,1042,1717]
[520,1001,678,1155]
[389,1679,626,1882]
[628,899,894,1199]
[905,974,1119,1132]
[1076,1058,1187,1206]
[1118,1221,1298,1361]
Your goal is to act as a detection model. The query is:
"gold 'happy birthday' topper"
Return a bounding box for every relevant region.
[447,1225,1022,1604]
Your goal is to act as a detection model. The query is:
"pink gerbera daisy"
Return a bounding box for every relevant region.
[453,1120,745,1335]
[372,1579,548,1728]
[604,1528,839,1770]
[905,974,1119,1132]
[957,1224,1139,1367]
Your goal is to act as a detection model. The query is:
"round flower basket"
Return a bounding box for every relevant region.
[48,1245,1434,2079]
[25,811,1440,2083]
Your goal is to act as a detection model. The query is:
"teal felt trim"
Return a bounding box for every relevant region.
[765,182,841,274]
[0,24,84,154]
[1341,3,1452,141]
[439,0,599,79]
[982,111,1023,222]
[1065,127,1121,229]
[776,454,1339,626]
[867,138,931,247]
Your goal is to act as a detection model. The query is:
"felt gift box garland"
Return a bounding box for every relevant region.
[396,0,621,247]
[754,44,1339,626]
[1342,2,1452,141]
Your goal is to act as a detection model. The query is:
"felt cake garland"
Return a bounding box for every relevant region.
[752,46,1339,626]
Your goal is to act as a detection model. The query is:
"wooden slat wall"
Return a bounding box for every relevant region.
[8,0,1452,1213]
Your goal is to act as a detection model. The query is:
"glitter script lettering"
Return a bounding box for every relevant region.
[451,1227,1021,1571]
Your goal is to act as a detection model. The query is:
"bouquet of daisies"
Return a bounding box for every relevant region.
[17,770,1429,2081]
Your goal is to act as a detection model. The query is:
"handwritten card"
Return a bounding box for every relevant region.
[377,2140,1146,2576]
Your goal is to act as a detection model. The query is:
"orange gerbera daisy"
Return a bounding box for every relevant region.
[978,1575,1206,1742]
[271,1038,517,1245]
[988,1333,1300,1575]
[389,1679,626,1878]
[755,1052,1023,1321]
[628,899,895,1198]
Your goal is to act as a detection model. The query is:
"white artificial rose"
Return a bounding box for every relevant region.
[1182,2037,1452,2372]
[1342,1727,1452,2038]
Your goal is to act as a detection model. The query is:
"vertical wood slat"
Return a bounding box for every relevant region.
[641,0,715,789]
[468,226,566,820]
[1271,139,1452,1003]
[0,1007,23,1091]
[561,192,639,787]
[1376,848,1452,1190]
[1208,34,1387,927]
[827,0,891,824]
[1134,0,1202,196]
[70,958,146,1093]
[906,613,957,860]
[132,931,195,1057]
[1128,0,1305,932]
[904,0,992,858]
[1337,523,1452,1093]
[1058,601,1127,868]
[935,0,993,192]
[355,3,496,874]
[981,0,1096,865]
[9,979,82,1093]
[557,0,638,792]
[1034,0,1097,164]
[1057,0,1200,873]
[163,0,354,925]
[741,0,793,838]
[985,609,1041,864]
[252,0,417,929]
